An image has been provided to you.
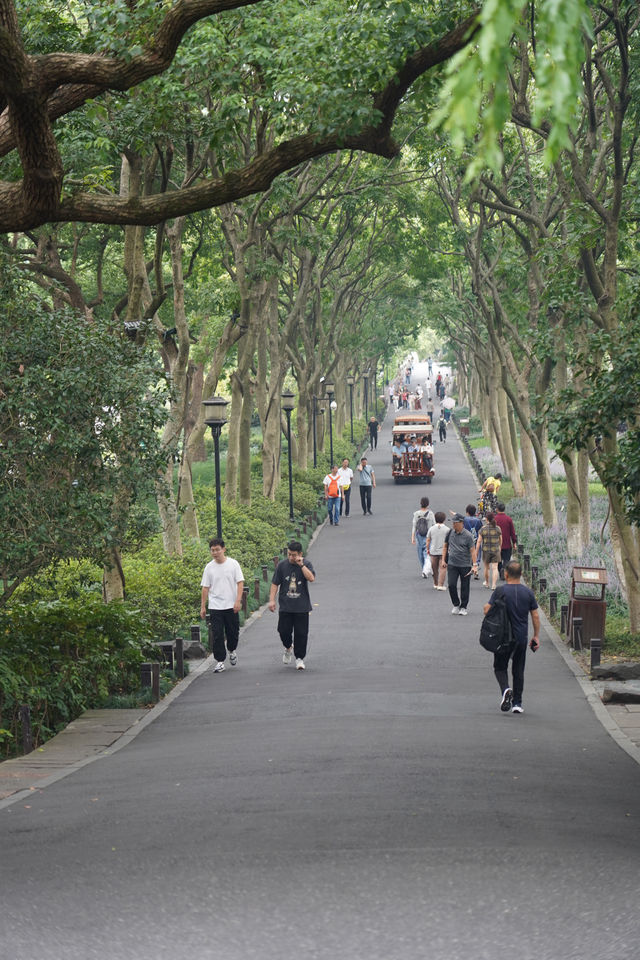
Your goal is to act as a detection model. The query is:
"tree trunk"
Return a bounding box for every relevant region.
[564,451,584,558]
[497,387,524,496]
[520,429,538,502]
[156,461,183,555]
[102,547,125,602]
[178,456,199,539]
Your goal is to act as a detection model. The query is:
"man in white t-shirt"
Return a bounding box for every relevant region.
[338,457,354,518]
[200,538,245,672]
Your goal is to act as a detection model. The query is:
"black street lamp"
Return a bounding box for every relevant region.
[281,388,296,522]
[363,369,369,422]
[325,379,335,466]
[203,395,229,539]
[346,374,355,443]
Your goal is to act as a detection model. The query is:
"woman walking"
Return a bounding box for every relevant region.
[478,512,502,590]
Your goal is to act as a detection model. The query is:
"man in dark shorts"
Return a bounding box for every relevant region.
[484,560,540,714]
[269,541,316,671]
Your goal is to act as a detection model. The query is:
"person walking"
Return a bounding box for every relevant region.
[478,512,502,590]
[338,457,353,518]
[269,541,316,671]
[200,538,245,673]
[494,502,518,579]
[368,416,379,450]
[437,414,447,442]
[463,503,484,579]
[323,465,343,526]
[441,513,478,615]
[357,456,376,515]
[484,560,540,714]
[411,496,435,578]
[426,511,448,590]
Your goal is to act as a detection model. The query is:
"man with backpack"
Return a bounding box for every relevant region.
[483,560,540,714]
[411,496,435,577]
[323,465,343,526]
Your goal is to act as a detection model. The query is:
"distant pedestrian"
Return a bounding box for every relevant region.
[323,465,343,526]
[441,513,478,615]
[482,483,498,517]
[338,457,353,518]
[426,511,448,589]
[200,538,245,673]
[368,416,379,450]
[484,561,540,714]
[357,456,375,515]
[437,415,447,442]
[428,356,433,376]
[411,497,435,577]
[478,512,502,590]
[494,502,517,579]
[269,541,316,671]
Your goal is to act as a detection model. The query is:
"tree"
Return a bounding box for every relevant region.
[0,257,168,604]
[0,0,479,231]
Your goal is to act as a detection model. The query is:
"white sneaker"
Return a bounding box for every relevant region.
[296,658,306,670]
[214,661,226,673]
[437,585,447,591]
[512,704,524,714]
[459,608,468,616]
[229,651,237,666]
[451,606,460,615]
[283,647,293,665]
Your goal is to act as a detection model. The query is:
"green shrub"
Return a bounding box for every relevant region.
[0,597,155,755]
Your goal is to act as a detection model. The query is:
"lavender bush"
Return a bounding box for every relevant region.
[506,496,627,620]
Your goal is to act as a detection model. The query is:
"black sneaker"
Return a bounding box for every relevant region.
[500,688,513,712]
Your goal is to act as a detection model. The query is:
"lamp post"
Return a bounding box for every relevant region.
[325,379,335,465]
[281,389,295,522]
[363,369,369,422]
[203,395,229,539]
[346,374,355,443]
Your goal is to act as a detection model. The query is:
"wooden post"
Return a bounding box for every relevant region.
[151,663,160,702]
[549,592,557,618]
[254,577,261,601]
[561,605,568,635]
[262,564,269,582]
[242,586,249,615]
[174,636,184,679]
[140,663,152,687]
[572,617,583,651]
[590,638,602,669]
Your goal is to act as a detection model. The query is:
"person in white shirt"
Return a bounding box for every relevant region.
[323,465,343,526]
[338,457,354,518]
[426,513,449,589]
[200,538,245,672]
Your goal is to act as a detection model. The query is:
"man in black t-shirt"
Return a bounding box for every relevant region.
[484,560,540,714]
[269,541,316,671]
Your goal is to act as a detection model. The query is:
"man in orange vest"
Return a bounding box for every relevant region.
[323,465,343,526]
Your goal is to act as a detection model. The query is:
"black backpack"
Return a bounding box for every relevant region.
[479,588,515,655]
[416,513,431,537]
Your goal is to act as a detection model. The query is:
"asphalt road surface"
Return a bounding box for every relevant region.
[2,361,639,960]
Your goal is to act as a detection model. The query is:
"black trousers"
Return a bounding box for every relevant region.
[369,432,378,449]
[360,486,372,513]
[340,487,351,516]
[208,608,239,662]
[447,565,471,609]
[494,640,527,706]
[499,547,512,579]
[278,611,309,659]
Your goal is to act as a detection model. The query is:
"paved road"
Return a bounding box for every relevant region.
[2,362,640,960]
